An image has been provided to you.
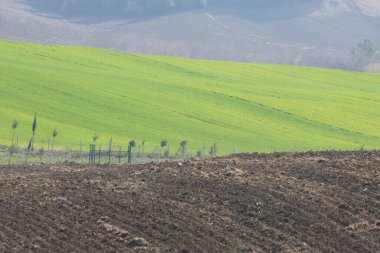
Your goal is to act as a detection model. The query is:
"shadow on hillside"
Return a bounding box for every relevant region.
[22,0,323,24]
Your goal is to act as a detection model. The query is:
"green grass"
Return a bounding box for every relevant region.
[0,39,379,154]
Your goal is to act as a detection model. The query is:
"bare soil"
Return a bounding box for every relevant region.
[0,151,379,253]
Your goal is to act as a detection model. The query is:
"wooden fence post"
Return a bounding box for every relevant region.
[98,146,101,164]
[119,146,121,164]
[128,145,132,165]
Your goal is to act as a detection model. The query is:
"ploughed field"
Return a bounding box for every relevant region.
[0,151,379,252]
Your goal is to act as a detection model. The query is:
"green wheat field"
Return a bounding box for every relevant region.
[0,40,379,154]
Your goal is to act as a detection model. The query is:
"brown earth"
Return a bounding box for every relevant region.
[0,151,379,253]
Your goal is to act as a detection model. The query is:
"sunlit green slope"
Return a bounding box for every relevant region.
[0,40,379,154]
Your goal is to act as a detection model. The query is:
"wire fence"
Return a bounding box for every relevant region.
[0,145,220,165]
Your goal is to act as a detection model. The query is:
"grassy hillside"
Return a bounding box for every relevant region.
[0,40,379,154]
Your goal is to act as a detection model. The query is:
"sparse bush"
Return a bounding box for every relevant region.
[129,140,136,148]
[52,128,58,149]
[179,140,187,159]
[209,143,218,158]
[93,133,99,144]
[128,140,136,165]
[38,147,44,162]
[11,119,18,147]
[160,139,169,159]
[108,136,113,150]
[164,149,170,158]
[8,146,18,155]
[141,140,145,156]
[160,140,167,148]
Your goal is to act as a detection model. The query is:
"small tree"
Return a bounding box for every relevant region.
[93,133,99,144]
[38,147,44,162]
[179,140,187,159]
[129,140,136,149]
[108,137,113,151]
[32,112,37,137]
[141,140,145,156]
[11,119,18,147]
[51,128,58,149]
[8,119,19,161]
[352,39,379,70]
[164,149,170,159]
[27,138,32,152]
[128,140,136,165]
[213,143,218,157]
[160,140,167,149]
[209,143,218,158]
[29,113,37,151]
[160,139,168,158]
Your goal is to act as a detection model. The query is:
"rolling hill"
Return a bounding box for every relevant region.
[0,40,379,154]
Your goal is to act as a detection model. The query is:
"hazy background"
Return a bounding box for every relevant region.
[1,0,380,71]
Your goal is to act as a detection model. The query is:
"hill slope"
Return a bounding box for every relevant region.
[0,40,379,154]
[1,0,380,70]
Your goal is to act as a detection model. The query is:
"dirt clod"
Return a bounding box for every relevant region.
[128,237,149,247]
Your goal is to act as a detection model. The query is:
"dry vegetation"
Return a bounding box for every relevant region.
[367,62,380,72]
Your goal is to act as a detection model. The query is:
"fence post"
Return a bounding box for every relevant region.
[108,146,111,165]
[118,146,121,164]
[98,145,102,164]
[127,144,132,165]
[89,144,96,164]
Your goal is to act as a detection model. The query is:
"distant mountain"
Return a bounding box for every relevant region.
[22,0,380,21]
[23,0,323,22]
[1,0,379,70]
